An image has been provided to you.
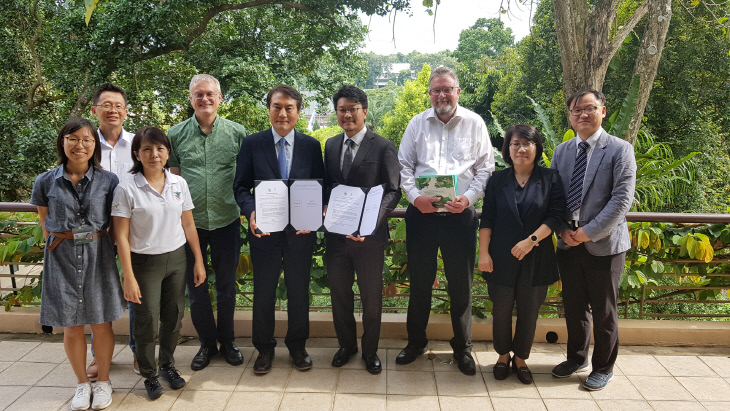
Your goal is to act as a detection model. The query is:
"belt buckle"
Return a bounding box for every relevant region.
[570,220,580,230]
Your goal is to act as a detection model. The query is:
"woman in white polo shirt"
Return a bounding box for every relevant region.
[112,126,206,400]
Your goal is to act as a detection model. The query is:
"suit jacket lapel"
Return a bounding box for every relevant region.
[262,129,281,178]
[521,167,541,218]
[582,131,608,198]
[502,168,522,225]
[289,131,304,178]
[328,133,346,182]
[347,130,374,183]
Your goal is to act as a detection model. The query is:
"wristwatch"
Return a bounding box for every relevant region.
[530,235,539,245]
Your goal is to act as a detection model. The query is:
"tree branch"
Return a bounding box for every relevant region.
[608,1,650,58]
[135,1,314,62]
[26,0,45,110]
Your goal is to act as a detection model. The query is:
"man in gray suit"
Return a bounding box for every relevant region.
[550,89,636,391]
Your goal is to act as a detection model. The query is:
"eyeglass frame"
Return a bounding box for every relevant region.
[428,87,457,96]
[64,136,96,147]
[92,102,127,111]
[509,141,536,150]
[568,105,603,116]
[336,107,364,115]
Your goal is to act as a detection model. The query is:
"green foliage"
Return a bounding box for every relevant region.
[365,85,401,132]
[379,64,431,146]
[453,18,514,66]
[310,126,342,150]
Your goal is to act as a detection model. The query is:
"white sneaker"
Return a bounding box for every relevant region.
[71,382,91,410]
[91,380,113,410]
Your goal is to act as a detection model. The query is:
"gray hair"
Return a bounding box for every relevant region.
[429,66,459,88]
[189,74,221,94]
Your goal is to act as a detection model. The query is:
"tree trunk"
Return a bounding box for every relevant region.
[625,0,672,145]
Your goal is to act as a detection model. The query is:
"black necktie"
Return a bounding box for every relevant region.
[342,138,354,179]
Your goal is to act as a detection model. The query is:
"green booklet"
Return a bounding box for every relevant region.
[415,174,458,211]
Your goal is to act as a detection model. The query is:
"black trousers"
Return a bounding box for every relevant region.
[250,231,315,354]
[326,235,385,355]
[557,244,625,374]
[185,219,241,348]
[405,205,478,353]
[488,280,548,360]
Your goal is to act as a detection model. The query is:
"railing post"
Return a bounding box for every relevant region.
[639,284,646,320]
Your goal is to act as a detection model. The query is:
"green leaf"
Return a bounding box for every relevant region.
[527,96,558,149]
[607,74,640,137]
[650,260,664,274]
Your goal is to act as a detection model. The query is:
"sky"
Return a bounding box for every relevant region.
[360,0,534,55]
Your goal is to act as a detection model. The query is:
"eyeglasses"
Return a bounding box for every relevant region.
[509,142,536,150]
[192,92,219,100]
[428,87,456,96]
[336,107,363,115]
[569,106,602,116]
[93,103,126,111]
[65,136,95,147]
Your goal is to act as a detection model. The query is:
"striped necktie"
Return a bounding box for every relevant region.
[566,141,589,212]
[342,138,354,179]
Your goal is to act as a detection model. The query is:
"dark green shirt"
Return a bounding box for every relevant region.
[168,115,246,230]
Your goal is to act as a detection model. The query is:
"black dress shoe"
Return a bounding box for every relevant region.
[512,358,533,384]
[363,353,382,374]
[191,345,218,371]
[291,350,313,371]
[395,345,426,365]
[454,352,476,375]
[332,347,358,367]
[220,343,244,366]
[493,358,510,380]
[254,349,274,374]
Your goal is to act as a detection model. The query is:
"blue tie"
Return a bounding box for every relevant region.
[566,141,589,212]
[278,138,288,179]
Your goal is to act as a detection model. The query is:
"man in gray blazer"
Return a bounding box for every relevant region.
[550,89,636,391]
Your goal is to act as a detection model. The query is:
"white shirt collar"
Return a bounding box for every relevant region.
[425,105,465,125]
[133,168,176,189]
[98,128,133,148]
[272,127,295,146]
[576,127,603,150]
[343,125,367,147]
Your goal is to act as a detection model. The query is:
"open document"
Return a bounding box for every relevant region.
[254,179,323,233]
[323,184,385,236]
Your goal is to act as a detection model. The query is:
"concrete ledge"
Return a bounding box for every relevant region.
[3,307,729,347]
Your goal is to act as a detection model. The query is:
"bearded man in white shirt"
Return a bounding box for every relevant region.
[396,66,495,375]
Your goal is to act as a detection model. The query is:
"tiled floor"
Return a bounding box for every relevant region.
[0,336,728,410]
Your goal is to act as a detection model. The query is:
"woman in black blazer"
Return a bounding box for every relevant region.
[478,124,566,384]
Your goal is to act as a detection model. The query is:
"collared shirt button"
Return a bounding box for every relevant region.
[77,255,81,258]
[79,300,83,303]
[78,269,81,273]
[79,285,82,288]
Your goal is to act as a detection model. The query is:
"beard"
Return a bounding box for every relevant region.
[433,102,455,117]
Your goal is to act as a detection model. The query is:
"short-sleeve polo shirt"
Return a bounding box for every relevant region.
[167,115,246,231]
[111,170,194,255]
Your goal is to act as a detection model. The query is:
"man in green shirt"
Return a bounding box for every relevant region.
[168,74,246,371]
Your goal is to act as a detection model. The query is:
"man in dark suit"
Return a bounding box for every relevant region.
[550,89,636,391]
[324,85,401,374]
[233,84,325,374]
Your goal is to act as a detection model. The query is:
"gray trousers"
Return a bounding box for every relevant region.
[488,279,548,360]
[130,246,187,378]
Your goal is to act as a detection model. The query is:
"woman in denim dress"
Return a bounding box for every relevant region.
[30,117,124,410]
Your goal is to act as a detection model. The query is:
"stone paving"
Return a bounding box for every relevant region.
[0,335,729,411]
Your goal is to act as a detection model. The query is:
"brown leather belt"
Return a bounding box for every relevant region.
[47,231,105,251]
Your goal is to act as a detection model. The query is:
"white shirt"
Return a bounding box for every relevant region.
[99,128,135,184]
[272,127,295,177]
[571,127,603,221]
[398,105,495,205]
[111,170,194,255]
[340,126,367,169]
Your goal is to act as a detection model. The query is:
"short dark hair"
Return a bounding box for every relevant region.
[56,117,102,169]
[566,89,605,109]
[502,124,544,167]
[332,85,368,110]
[129,126,172,175]
[266,84,303,111]
[92,83,128,105]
